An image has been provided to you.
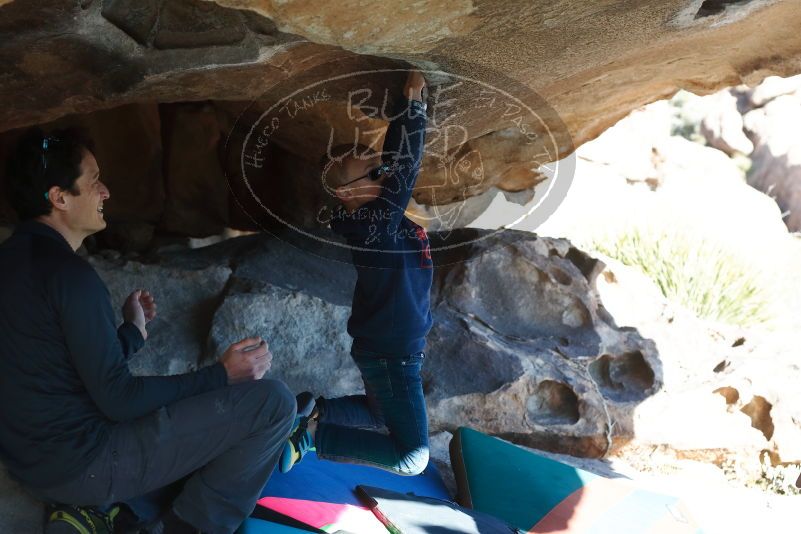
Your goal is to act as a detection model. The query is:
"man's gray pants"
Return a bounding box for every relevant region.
[33,379,297,534]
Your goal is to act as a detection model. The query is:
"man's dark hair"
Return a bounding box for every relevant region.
[4,127,95,221]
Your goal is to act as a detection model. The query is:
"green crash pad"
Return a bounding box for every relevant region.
[450,427,702,533]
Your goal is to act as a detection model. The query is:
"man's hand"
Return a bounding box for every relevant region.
[220,337,272,385]
[404,70,427,102]
[122,289,157,341]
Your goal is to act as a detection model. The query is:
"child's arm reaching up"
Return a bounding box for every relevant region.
[379,71,428,215]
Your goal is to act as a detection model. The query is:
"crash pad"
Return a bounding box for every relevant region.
[356,484,519,533]
[251,451,450,533]
[238,517,319,533]
[450,427,703,534]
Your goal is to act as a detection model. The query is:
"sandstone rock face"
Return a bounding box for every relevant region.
[160,103,230,237]
[2,0,801,217]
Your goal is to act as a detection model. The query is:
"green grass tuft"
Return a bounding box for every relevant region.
[585,227,773,327]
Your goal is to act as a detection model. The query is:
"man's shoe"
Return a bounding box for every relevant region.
[110,504,143,534]
[43,503,119,534]
[278,392,317,473]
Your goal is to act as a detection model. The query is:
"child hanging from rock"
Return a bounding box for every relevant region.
[279,70,432,476]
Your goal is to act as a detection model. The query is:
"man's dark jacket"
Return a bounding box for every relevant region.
[0,221,227,488]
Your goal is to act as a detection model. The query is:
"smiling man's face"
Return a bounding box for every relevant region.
[64,148,110,237]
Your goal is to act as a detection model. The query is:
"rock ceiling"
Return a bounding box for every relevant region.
[1,0,800,211]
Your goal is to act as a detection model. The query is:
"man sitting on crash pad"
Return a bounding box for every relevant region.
[0,128,296,534]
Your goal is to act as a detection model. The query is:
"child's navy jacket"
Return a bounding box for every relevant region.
[331,96,433,357]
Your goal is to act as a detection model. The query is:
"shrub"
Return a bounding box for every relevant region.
[586,226,772,327]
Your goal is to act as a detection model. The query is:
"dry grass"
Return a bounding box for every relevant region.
[581,226,775,328]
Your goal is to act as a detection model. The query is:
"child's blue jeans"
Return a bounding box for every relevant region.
[315,348,429,476]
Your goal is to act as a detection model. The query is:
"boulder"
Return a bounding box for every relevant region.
[699,89,754,156]
[437,237,603,348]
[89,255,231,376]
[582,255,801,466]
[744,93,801,232]
[180,229,661,458]
[225,229,356,307]
[207,282,362,399]
[748,74,801,108]
[424,312,614,457]
[190,229,364,397]
[709,331,801,464]
[576,100,672,187]
[427,232,661,456]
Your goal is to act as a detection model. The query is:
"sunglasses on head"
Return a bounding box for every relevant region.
[40,135,62,172]
[41,135,61,200]
[339,163,391,188]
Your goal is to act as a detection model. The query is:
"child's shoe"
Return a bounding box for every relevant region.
[295,391,317,421]
[279,424,314,473]
[279,392,317,473]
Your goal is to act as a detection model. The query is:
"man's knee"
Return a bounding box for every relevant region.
[251,379,296,434]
